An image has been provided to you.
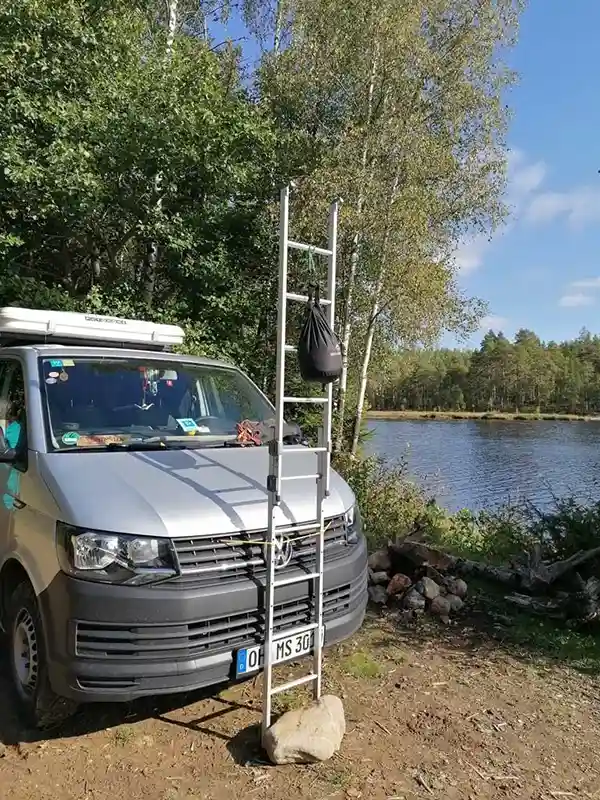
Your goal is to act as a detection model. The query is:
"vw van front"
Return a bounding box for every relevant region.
[0,308,368,728]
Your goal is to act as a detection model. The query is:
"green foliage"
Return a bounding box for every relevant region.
[526,496,600,561]
[0,0,279,374]
[334,454,435,550]
[0,0,526,427]
[370,328,600,415]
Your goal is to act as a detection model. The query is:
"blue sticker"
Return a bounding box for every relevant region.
[49,359,63,368]
[176,418,199,434]
[62,432,80,446]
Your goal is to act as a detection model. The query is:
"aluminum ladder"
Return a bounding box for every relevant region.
[261,184,340,740]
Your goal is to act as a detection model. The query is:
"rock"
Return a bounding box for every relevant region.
[445,577,468,598]
[369,570,390,586]
[425,565,446,584]
[402,587,426,612]
[386,572,412,596]
[368,585,388,605]
[389,540,455,571]
[430,595,452,617]
[446,593,464,612]
[368,548,392,573]
[414,577,440,600]
[263,695,345,765]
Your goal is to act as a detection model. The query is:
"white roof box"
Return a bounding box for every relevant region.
[0,307,185,349]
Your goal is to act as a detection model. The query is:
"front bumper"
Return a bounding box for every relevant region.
[39,535,368,703]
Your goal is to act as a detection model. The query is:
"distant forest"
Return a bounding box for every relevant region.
[368,329,600,415]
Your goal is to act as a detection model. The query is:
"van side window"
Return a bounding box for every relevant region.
[1,363,27,452]
[0,361,10,436]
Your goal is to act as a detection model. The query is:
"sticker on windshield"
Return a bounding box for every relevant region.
[58,370,69,382]
[62,359,75,367]
[76,435,123,447]
[62,432,80,446]
[48,371,59,378]
[49,359,63,368]
[176,418,200,435]
[46,377,57,385]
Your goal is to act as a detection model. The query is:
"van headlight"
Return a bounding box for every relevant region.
[56,523,177,585]
[344,504,361,545]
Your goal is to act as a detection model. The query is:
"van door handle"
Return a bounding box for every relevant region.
[10,496,26,510]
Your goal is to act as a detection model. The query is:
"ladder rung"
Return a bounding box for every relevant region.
[286,291,332,306]
[280,473,319,482]
[274,572,320,588]
[270,673,318,696]
[283,396,328,404]
[284,344,297,352]
[287,241,333,257]
[272,622,318,640]
[273,520,322,535]
[284,446,327,453]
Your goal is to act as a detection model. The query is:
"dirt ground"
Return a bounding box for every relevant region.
[1,607,599,800]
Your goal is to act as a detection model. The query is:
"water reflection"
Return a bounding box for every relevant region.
[366,420,600,511]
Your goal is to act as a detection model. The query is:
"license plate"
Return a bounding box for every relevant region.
[235,626,325,677]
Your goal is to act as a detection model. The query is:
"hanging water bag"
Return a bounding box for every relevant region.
[297,286,343,384]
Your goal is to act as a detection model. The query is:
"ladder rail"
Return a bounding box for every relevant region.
[262,185,339,738]
[262,185,291,736]
[312,195,339,698]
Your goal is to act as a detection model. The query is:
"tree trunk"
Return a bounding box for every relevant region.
[273,0,284,52]
[143,0,178,309]
[350,273,383,456]
[350,170,399,457]
[334,41,378,453]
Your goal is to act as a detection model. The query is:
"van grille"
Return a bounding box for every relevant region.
[75,578,364,662]
[170,515,349,586]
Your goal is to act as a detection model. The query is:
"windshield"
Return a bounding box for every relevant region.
[39,356,275,451]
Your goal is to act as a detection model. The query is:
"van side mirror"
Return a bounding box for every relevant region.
[0,430,16,463]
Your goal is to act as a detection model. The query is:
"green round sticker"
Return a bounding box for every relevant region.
[62,432,80,446]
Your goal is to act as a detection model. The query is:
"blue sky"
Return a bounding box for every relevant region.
[447,0,600,347]
[213,3,600,348]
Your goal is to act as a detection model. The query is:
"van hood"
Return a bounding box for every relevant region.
[37,446,355,538]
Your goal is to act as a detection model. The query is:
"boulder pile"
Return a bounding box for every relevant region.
[367,539,468,623]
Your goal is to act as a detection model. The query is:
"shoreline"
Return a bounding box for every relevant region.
[366,409,600,422]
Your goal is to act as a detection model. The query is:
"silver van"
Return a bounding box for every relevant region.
[0,308,367,728]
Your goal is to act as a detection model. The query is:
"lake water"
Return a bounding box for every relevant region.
[366,419,600,511]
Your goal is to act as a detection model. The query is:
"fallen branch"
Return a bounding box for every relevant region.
[391,540,600,594]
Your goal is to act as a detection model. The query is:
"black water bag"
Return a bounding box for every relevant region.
[297,286,343,384]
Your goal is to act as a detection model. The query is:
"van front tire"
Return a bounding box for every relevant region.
[7,581,77,730]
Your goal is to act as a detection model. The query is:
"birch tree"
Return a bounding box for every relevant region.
[255,0,523,453]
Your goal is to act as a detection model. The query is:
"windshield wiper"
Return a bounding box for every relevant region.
[105,440,188,451]
[57,439,189,453]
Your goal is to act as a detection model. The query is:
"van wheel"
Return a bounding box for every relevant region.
[7,581,77,730]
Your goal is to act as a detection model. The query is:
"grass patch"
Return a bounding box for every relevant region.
[272,690,308,715]
[342,650,382,679]
[112,725,135,746]
[467,578,600,675]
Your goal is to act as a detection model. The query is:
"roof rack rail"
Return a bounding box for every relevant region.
[0,307,185,351]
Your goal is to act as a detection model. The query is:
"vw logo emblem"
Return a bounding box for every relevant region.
[270,533,294,570]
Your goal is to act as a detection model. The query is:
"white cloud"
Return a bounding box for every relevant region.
[568,276,600,289]
[525,186,600,229]
[507,148,547,205]
[453,234,490,275]
[479,314,509,331]
[454,148,547,276]
[559,292,595,308]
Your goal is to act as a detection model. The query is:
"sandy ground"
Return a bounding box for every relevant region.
[1,610,599,800]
